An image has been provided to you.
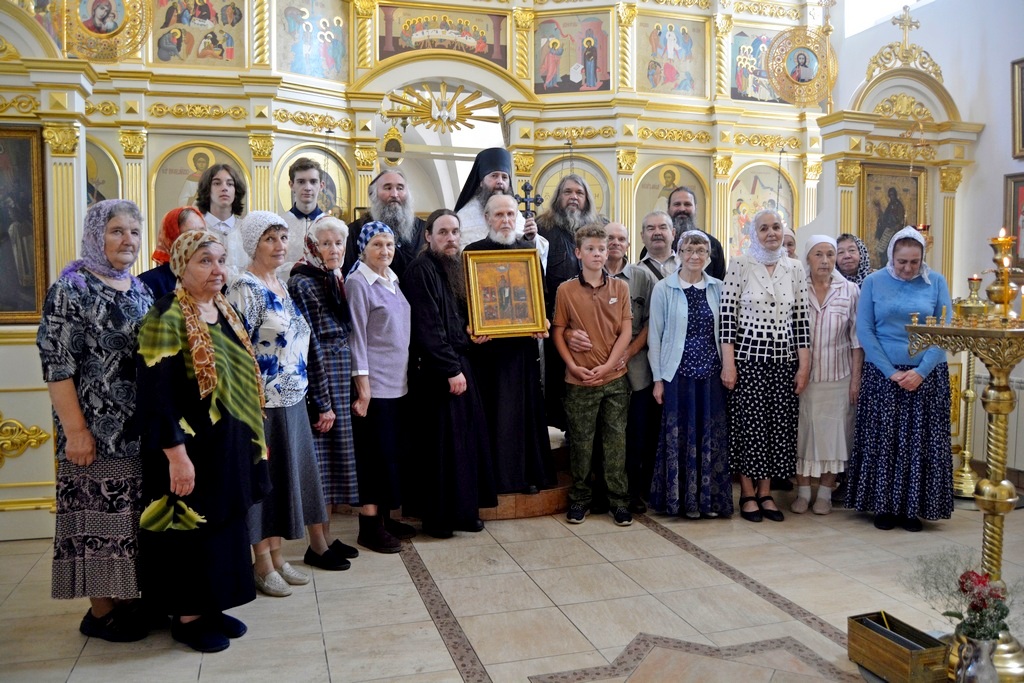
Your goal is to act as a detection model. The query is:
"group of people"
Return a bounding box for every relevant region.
[37,146,955,656]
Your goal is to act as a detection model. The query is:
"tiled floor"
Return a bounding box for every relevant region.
[0,490,1018,682]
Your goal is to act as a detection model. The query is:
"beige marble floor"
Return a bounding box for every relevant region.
[0,491,1019,682]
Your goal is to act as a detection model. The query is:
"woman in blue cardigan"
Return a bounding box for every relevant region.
[845,226,953,532]
[647,230,732,519]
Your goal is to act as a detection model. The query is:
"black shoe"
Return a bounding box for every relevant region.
[628,497,647,514]
[900,515,923,532]
[304,545,351,571]
[456,518,485,533]
[329,538,360,559]
[172,617,229,653]
[118,598,169,631]
[738,496,762,523]
[384,516,417,540]
[423,524,454,539]
[80,607,148,643]
[358,514,402,554]
[609,507,633,527]
[874,513,897,530]
[209,612,247,639]
[757,495,785,522]
[566,503,589,524]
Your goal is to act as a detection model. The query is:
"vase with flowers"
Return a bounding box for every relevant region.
[944,569,1009,683]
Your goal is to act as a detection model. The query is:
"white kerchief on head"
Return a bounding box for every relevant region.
[803,234,837,260]
[885,225,931,284]
[745,213,785,265]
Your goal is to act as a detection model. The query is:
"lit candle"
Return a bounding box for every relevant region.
[970,273,981,281]
[1000,227,1007,238]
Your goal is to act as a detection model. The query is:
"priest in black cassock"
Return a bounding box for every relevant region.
[465,194,556,494]
[404,209,497,538]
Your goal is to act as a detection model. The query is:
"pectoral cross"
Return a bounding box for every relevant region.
[892,5,919,50]
[515,181,544,219]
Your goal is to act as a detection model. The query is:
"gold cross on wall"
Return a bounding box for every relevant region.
[892,5,920,49]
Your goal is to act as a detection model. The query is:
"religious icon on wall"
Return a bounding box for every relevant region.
[463,249,546,338]
[786,48,817,83]
[275,146,351,219]
[378,6,508,69]
[536,160,608,220]
[279,0,349,81]
[148,0,246,67]
[730,26,783,103]
[1003,172,1024,263]
[67,0,149,61]
[534,13,610,94]
[634,162,705,247]
[79,0,124,34]
[25,0,63,48]
[728,164,795,258]
[0,127,47,324]
[860,164,926,270]
[635,14,707,98]
[85,139,121,208]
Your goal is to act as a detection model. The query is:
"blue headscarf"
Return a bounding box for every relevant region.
[60,199,144,289]
[348,221,395,276]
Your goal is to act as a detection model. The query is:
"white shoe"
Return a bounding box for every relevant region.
[812,497,832,515]
[790,497,809,514]
[277,562,310,586]
[254,569,292,597]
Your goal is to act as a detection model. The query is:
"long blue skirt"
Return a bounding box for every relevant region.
[649,368,733,517]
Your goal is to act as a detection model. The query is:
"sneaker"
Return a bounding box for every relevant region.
[566,503,589,524]
[610,507,633,527]
[79,606,147,643]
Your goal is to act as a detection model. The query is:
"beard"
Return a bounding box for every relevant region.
[672,213,696,249]
[371,195,417,245]
[553,202,594,235]
[474,182,512,207]
[487,227,517,246]
[432,250,467,305]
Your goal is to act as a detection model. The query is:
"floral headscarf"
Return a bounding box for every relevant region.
[60,199,144,288]
[153,206,203,265]
[837,233,873,286]
[349,221,394,276]
[291,216,350,326]
[885,226,931,284]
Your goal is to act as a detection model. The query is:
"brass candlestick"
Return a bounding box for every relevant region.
[989,232,1020,319]
[950,277,987,498]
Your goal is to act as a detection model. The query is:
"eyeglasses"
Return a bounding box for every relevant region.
[681,248,708,257]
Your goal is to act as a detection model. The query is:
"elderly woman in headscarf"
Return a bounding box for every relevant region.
[36,199,153,642]
[791,235,862,516]
[720,209,810,523]
[835,233,873,286]
[228,212,344,600]
[345,221,415,553]
[135,231,270,652]
[845,227,953,532]
[782,227,798,260]
[287,216,361,564]
[140,207,206,299]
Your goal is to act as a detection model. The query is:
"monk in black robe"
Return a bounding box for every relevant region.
[404,209,497,537]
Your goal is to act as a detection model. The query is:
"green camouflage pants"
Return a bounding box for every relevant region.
[564,376,630,508]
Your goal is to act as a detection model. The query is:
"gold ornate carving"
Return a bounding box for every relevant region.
[617,4,636,90]
[864,141,936,161]
[0,36,21,61]
[733,1,800,20]
[512,151,534,176]
[0,411,51,468]
[354,0,376,16]
[513,8,534,79]
[253,0,270,66]
[65,0,150,62]
[42,124,78,156]
[645,0,711,8]
[638,127,712,143]
[149,103,247,120]
[873,93,934,122]
[940,167,963,193]
[355,0,376,67]
[118,130,146,158]
[273,109,354,133]
[733,133,800,150]
[616,3,638,27]
[714,15,733,99]
[535,126,616,141]
[85,100,119,116]
[354,146,377,170]
[713,155,733,177]
[0,94,40,115]
[248,133,274,160]
[836,160,861,186]
[617,149,637,173]
[866,6,943,83]
[804,161,823,181]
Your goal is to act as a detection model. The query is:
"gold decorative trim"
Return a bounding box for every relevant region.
[248,133,274,161]
[274,108,353,133]
[643,0,711,8]
[713,155,733,178]
[638,127,712,144]
[385,83,499,134]
[804,161,823,181]
[253,0,270,66]
[85,100,119,116]
[873,93,934,122]
[354,146,377,171]
[148,103,247,120]
[118,130,146,158]
[0,497,56,512]
[0,94,40,115]
[940,166,963,193]
[836,160,861,187]
[714,15,733,100]
[512,150,534,176]
[0,410,50,469]
[513,8,533,80]
[354,0,376,68]
[535,126,616,141]
[733,133,800,150]
[617,3,637,28]
[42,123,78,156]
[733,1,800,20]
[864,140,936,162]
[65,0,150,63]
[617,4,636,90]
[617,149,637,173]
[0,36,22,61]
[865,6,943,83]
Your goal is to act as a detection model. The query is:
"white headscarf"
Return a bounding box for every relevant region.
[803,234,838,279]
[745,210,786,265]
[885,226,931,284]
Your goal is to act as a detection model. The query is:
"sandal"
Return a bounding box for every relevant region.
[739,496,762,523]
[757,495,785,522]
